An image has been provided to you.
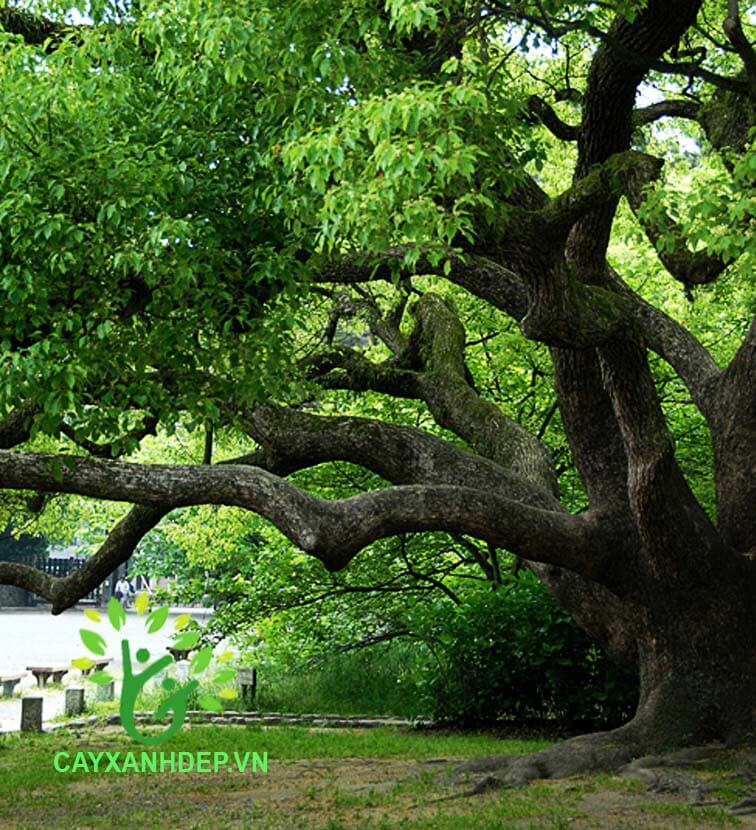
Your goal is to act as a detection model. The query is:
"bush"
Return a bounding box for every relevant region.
[418,576,638,727]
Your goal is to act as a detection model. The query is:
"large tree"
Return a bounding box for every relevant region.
[0,0,754,785]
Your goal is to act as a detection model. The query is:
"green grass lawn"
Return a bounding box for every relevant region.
[0,725,748,830]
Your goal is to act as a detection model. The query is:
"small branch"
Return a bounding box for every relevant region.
[398,536,462,605]
[632,99,701,126]
[203,423,214,465]
[451,533,494,580]
[723,1,756,96]
[60,416,159,459]
[526,95,578,141]
[650,60,749,94]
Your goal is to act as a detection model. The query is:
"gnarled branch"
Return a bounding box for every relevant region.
[242,403,555,507]
[724,1,756,95]
[0,449,632,590]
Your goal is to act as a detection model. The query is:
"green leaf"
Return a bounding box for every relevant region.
[88,671,113,685]
[173,613,191,631]
[213,667,236,685]
[71,656,95,671]
[134,592,150,616]
[190,646,213,675]
[218,688,238,700]
[173,630,201,650]
[198,694,223,712]
[146,606,170,633]
[80,629,107,656]
[107,597,126,631]
[83,609,101,623]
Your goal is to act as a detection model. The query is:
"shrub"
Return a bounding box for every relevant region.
[418,576,638,727]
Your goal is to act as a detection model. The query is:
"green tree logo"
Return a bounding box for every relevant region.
[73,595,237,746]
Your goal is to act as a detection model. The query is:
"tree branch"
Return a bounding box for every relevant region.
[242,403,554,507]
[537,150,664,237]
[598,339,730,579]
[568,0,705,271]
[632,99,702,126]
[710,318,756,551]
[651,58,752,95]
[723,1,756,96]
[0,7,71,48]
[0,504,169,614]
[309,293,558,494]
[0,449,631,590]
[526,95,578,141]
[623,176,727,288]
[623,288,721,420]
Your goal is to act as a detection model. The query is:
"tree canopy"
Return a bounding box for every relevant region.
[0,0,754,783]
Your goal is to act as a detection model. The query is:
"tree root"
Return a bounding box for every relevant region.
[448,722,731,795]
[451,724,644,792]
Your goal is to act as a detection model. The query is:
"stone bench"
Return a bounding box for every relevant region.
[166,646,192,662]
[80,658,111,676]
[26,665,70,687]
[0,674,23,697]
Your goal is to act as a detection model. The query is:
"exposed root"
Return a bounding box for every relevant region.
[452,723,646,791]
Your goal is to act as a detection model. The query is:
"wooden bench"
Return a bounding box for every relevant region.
[26,665,70,687]
[80,658,111,676]
[0,674,23,697]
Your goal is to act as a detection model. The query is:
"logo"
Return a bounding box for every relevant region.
[73,595,237,746]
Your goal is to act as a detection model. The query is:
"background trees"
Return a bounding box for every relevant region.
[0,0,754,781]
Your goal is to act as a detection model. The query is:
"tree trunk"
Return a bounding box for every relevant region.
[629,568,756,748]
[454,563,755,790]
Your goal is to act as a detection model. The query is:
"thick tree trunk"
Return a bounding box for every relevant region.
[630,564,756,747]
[462,553,755,789]
[454,568,755,790]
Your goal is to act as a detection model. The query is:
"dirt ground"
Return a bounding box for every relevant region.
[2,751,754,829]
[1,723,755,829]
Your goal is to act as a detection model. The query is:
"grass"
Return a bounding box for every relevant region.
[253,646,428,718]
[0,725,751,830]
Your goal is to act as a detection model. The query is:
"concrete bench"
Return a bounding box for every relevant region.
[26,665,70,687]
[0,674,23,697]
[166,646,192,662]
[80,658,111,676]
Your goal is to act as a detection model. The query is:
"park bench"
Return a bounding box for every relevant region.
[0,674,23,697]
[26,664,70,687]
[80,658,111,676]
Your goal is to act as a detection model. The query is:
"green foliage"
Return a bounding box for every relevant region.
[419,579,638,726]
[0,526,47,560]
[1,0,751,739]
